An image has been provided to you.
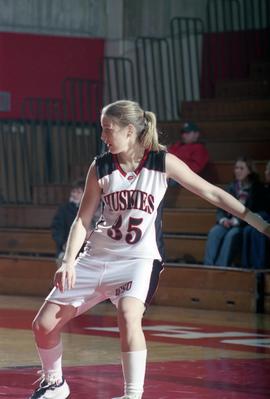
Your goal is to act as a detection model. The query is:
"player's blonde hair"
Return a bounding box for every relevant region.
[101,100,165,151]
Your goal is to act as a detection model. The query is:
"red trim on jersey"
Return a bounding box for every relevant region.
[134,149,150,175]
[113,154,126,176]
[113,149,150,177]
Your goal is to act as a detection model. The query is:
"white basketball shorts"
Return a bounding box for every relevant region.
[46,252,164,315]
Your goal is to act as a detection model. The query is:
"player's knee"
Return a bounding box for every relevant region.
[118,299,144,329]
[32,315,55,337]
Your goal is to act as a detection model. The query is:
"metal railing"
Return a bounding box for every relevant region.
[0,118,100,203]
[1,0,269,204]
[206,0,242,32]
[61,77,102,124]
[203,0,270,97]
[0,84,102,203]
[103,56,137,104]
[0,121,31,203]
[21,97,65,121]
[100,0,269,118]
[135,36,176,120]
[170,17,204,107]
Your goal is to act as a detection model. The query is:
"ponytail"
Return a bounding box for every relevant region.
[139,111,165,151]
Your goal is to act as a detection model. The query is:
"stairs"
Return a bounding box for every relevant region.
[160,59,270,267]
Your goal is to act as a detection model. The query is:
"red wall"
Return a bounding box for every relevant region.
[0,32,104,119]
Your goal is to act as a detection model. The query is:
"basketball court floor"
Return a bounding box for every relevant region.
[0,295,270,398]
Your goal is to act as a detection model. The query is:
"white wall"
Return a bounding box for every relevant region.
[0,0,207,40]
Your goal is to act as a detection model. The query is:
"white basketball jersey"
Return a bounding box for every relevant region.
[88,149,168,260]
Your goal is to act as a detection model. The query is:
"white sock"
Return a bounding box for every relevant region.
[121,350,147,396]
[37,341,63,383]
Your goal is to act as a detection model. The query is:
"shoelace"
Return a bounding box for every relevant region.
[32,370,59,386]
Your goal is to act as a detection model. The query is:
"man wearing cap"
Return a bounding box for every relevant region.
[168,121,209,176]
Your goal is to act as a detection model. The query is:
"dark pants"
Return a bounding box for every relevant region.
[241,212,270,269]
[204,224,242,267]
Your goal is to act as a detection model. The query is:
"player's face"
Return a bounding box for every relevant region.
[101,115,130,154]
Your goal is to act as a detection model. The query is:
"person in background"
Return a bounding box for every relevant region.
[168,121,209,176]
[241,160,270,268]
[204,156,266,267]
[51,179,85,265]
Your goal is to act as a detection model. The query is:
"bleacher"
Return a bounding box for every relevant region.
[1,62,270,311]
[157,60,270,312]
[0,2,270,313]
[1,109,270,313]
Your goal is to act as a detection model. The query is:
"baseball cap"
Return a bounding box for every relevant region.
[181,121,199,133]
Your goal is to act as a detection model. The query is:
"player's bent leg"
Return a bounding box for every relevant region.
[32,300,77,347]
[115,297,146,399]
[29,301,76,399]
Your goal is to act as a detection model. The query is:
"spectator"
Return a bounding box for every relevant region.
[168,121,209,176]
[51,179,88,266]
[241,160,270,268]
[204,156,266,267]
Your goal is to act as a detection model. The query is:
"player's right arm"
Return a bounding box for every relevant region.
[54,160,101,292]
[165,153,270,237]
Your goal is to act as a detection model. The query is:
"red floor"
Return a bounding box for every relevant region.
[1,359,270,399]
[1,304,270,398]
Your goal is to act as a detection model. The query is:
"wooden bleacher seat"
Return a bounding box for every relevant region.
[0,254,268,313]
[164,187,215,208]
[33,184,70,205]
[164,234,205,263]
[0,227,205,264]
[159,120,270,162]
[199,120,270,142]
[163,208,215,234]
[0,255,55,296]
[153,264,269,313]
[203,161,267,184]
[0,205,57,228]
[205,141,269,161]
[181,98,270,121]
[215,79,270,99]
[0,228,55,256]
[159,120,270,143]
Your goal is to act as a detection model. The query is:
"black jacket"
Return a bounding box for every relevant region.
[216,180,267,225]
[51,201,78,256]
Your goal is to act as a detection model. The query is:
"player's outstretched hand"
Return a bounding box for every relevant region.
[54,263,76,292]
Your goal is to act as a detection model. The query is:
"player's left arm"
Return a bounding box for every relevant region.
[165,152,270,237]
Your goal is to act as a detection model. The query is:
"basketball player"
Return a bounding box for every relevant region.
[29,100,270,399]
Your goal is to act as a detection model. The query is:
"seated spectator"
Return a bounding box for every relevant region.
[51,179,85,265]
[204,156,266,267]
[168,121,209,176]
[51,178,102,267]
[241,160,270,268]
